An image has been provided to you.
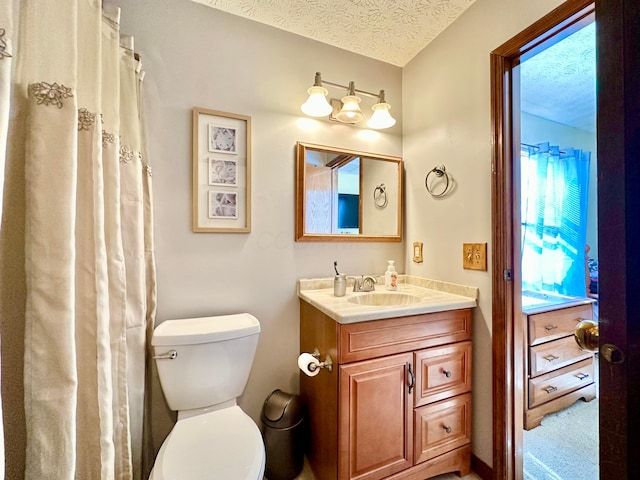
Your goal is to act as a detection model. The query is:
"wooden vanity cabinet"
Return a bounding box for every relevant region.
[300,300,473,480]
[523,302,597,430]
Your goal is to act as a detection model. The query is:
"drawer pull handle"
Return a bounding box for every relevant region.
[543,354,560,362]
[443,425,452,434]
[443,370,452,378]
[575,372,590,380]
[543,386,558,394]
[407,363,415,394]
[544,325,558,331]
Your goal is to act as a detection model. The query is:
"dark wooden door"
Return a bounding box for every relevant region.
[492,0,640,478]
[595,0,640,478]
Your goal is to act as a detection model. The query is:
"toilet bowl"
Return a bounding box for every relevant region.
[150,313,265,479]
[149,406,264,479]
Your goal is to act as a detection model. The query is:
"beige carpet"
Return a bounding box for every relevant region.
[523,398,599,480]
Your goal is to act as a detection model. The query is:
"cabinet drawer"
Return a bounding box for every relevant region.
[339,309,472,363]
[529,336,593,376]
[414,393,471,464]
[528,358,594,408]
[414,341,472,407]
[528,304,593,346]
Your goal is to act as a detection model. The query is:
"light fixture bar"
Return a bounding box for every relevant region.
[320,79,381,99]
[301,72,396,129]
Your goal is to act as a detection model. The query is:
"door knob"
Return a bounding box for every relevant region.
[574,319,599,352]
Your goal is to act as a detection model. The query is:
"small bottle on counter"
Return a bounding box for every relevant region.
[384,260,398,291]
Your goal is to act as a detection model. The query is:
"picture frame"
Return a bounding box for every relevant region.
[208,124,237,154]
[208,191,238,219]
[208,157,237,186]
[192,107,251,232]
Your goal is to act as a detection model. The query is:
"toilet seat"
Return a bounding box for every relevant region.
[150,406,265,480]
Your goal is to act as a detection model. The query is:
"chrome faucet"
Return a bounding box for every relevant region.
[353,275,377,292]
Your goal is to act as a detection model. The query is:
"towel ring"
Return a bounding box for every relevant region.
[373,183,388,208]
[425,165,452,198]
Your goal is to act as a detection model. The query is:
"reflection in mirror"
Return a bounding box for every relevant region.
[295,142,403,242]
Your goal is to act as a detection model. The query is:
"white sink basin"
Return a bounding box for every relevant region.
[347,292,423,306]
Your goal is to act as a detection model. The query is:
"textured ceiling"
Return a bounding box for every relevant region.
[192,0,476,67]
[192,0,595,132]
[521,22,596,132]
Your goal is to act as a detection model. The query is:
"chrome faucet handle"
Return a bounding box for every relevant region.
[352,275,377,292]
[362,275,377,292]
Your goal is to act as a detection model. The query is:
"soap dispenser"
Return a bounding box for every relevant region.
[384,260,398,291]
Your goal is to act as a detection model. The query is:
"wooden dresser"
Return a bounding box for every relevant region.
[300,300,473,480]
[523,299,597,430]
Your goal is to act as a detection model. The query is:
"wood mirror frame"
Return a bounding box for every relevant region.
[295,142,403,242]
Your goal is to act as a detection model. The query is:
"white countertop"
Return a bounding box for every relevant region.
[297,275,479,324]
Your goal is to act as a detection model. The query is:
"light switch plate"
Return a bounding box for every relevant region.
[413,242,423,263]
[463,243,487,271]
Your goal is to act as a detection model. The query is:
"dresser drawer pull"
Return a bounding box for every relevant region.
[575,372,590,380]
[543,386,558,394]
[543,354,560,362]
[442,369,452,378]
[442,425,452,434]
[544,325,558,331]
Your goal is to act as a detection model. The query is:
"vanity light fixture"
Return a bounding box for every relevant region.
[300,72,396,129]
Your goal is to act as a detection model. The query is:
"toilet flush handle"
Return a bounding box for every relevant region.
[153,350,178,360]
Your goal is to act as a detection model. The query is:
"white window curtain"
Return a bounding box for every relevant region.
[0,1,156,479]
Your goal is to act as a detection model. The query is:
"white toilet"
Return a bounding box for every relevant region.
[149,313,265,480]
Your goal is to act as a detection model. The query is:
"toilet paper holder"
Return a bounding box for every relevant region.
[309,348,333,373]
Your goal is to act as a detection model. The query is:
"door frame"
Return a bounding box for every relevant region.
[490,1,595,479]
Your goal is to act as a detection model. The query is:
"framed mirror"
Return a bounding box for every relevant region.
[295,142,403,242]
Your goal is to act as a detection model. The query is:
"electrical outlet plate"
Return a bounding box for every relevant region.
[463,243,487,271]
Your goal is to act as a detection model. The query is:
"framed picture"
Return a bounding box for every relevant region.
[208,191,237,218]
[209,157,237,186]
[192,107,251,232]
[208,124,237,154]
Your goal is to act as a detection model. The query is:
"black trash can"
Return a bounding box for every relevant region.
[261,389,305,480]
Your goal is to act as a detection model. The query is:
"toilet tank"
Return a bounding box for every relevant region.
[152,313,260,412]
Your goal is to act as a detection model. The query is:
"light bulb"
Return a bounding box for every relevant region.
[367,102,396,129]
[301,86,332,117]
[335,95,364,123]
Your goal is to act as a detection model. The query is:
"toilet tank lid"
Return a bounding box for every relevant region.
[152,314,260,346]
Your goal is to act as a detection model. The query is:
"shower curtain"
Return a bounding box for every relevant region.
[521,142,591,297]
[0,2,13,479]
[0,1,156,478]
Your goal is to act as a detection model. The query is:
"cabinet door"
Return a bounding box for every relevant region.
[339,353,414,480]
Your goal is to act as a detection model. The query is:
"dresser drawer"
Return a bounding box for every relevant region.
[414,393,471,464]
[528,304,593,346]
[414,341,472,407]
[529,336,593,377]
[528,358,594,408]
[339,309,472,363]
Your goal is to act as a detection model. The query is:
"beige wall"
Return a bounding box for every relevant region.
[402,0,565,467]
[120,0,404,454]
